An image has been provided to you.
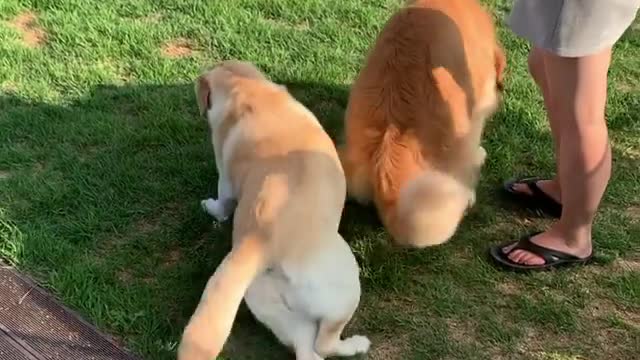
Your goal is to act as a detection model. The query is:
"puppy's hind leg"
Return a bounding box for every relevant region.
[468,146,488,209]
[293,323,324,360]
[338,145,373,205]
[266,308,323,360]
[314,317,370,358]
[245,275,323,360]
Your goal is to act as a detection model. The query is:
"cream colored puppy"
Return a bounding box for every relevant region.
[177,60,370,360]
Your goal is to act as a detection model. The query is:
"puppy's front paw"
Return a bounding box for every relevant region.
[201,198,229,222]
[343,335,371,354]
[200,198,213,213]
[476,146,487,166]
[468,190,477,209]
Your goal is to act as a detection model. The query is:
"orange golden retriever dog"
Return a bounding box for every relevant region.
[339,0,506,247]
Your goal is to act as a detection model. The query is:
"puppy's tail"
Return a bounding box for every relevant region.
[395,170,471,248]
[177,234,267,360]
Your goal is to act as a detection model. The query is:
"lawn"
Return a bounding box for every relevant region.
[0,0,639,359]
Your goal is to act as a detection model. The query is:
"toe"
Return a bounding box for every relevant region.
[511,182,533,195]
[508,250,524,263]
[508,249,546,266]
[523,253,545,266]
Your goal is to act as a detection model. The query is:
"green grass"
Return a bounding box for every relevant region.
[1,0,639,359]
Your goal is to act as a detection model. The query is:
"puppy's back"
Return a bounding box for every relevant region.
[228,77,347,255]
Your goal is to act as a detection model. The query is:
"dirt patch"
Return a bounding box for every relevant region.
[626,205,640,222]
[161,38,194,58]
[615,80,638,93]
[612,255,640,272]
[446,318,477,345]
[0,170,10,180]
[117,269,156,285]
[132,202,183,235]
[513,327,574,359]
[8,11,46,48]
[496,280,523,297]
[77,145,101,163]
[116,269,133,283]
[622,145,640,160]
[590,298,640,327]
[618,309,640,329]
[368,334,410,360]
[293,20,310,31]
[0,81,18,93]
[96,202,184,260]
[133,218,160,234]
[32,161,46,173]
[444,318,513,360]
[162,249,182,268]
[140,13,162,23]
[589,299,617,320]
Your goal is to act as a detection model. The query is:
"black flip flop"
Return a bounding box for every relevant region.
[502,177,562,218]
[489,232,593,272]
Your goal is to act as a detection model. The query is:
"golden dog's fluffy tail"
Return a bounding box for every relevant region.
[177,235,267,360]
[395,170,470,248]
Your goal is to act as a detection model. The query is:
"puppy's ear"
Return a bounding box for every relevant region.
[494,46,506,91]
[195,74,211,117]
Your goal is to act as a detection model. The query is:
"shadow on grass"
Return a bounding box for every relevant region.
[0,80,369,360]
[0,72,639,360]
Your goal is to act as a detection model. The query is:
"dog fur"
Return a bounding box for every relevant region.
[177,60,370,360]
[339,0,506,248]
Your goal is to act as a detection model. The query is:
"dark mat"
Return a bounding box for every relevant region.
[0,264,140,360]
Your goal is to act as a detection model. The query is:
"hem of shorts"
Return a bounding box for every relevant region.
[535,42,615,58]
[510,27,617,58]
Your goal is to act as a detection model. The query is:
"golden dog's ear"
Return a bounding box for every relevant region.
[195,74,212,117]
[494,46,506,91]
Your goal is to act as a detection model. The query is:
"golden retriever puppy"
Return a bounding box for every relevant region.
[339,0,506,247]
[177,61,370,360]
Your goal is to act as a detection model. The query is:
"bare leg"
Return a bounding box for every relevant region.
[508,47,612,265]
[511,47,562,202]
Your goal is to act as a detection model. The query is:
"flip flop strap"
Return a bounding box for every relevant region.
[525,180,562,211]
[525,179,546,198]
[511,236,581,264]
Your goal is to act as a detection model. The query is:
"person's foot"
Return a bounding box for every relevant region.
[501,177,564,218]
[502,225,592,265]
[511,179,562,204]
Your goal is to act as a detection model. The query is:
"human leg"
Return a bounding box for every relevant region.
[503,46,612,266]
[507,47,562,204]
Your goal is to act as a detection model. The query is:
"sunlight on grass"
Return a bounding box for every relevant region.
[536,354,586,360]
[0,1,638,359]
